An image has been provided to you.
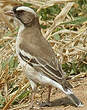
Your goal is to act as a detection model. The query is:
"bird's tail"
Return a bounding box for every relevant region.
[64,89,83,107]
[53,81,83,107]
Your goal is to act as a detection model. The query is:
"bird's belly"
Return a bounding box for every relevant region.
[25,65,51,85]
[19,57,52,85]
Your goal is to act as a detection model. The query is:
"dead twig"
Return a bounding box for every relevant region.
[45,2,74,39]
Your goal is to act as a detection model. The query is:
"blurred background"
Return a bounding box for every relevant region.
[0,0,87,110]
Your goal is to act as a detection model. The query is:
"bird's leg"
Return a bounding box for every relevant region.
[40,86,52,107]
[40,89,44,101]
[46,85,52,102]
[29,80,37,109]
[29,92,35,109]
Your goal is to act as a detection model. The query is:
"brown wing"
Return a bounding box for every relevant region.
[19,51,72,89]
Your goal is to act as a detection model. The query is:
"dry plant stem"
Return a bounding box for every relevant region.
[75,47,87,53]
[8,104,30,110]
[49,0,75,3]
[63,27,87,47]
[21,0,45,7]
[46,0,75,8]
[3,82,29,110]
[51,29,78,35]
[4,83,8,103]
[3,88,21,110]
[0,10,14,32]
[22,0,75,8]
[72,72,87,80]
[45,2,74,39]
[0,0,21,7]
[29,92,35,109]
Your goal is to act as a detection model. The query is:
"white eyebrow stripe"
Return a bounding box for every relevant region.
[16,6,36,15]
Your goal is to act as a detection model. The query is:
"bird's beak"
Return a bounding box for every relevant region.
[5,10,15,17]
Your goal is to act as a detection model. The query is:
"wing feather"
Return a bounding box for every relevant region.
[19,51,72,89]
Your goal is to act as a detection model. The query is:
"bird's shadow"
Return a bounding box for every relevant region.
[50,97,75,107]
[40,97,76,107]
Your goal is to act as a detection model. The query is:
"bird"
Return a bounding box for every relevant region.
[5,6,83,108]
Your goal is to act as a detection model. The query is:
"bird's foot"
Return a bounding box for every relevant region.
[39,101,52,107]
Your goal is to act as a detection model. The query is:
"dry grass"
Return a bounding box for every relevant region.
[0,0,87,110]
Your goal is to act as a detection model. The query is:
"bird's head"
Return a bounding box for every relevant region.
[5,6,38,27]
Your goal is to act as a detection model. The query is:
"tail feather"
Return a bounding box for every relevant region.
[68,93,83,107]
[51,78,83,107]
[64,89,84,107]
[61,80,83,107]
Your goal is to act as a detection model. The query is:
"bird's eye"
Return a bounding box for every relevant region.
[17,10,25,13]
[15,10,25,18]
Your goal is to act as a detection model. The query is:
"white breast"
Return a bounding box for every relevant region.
[16,24,25,55]
[16,24,34,70]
